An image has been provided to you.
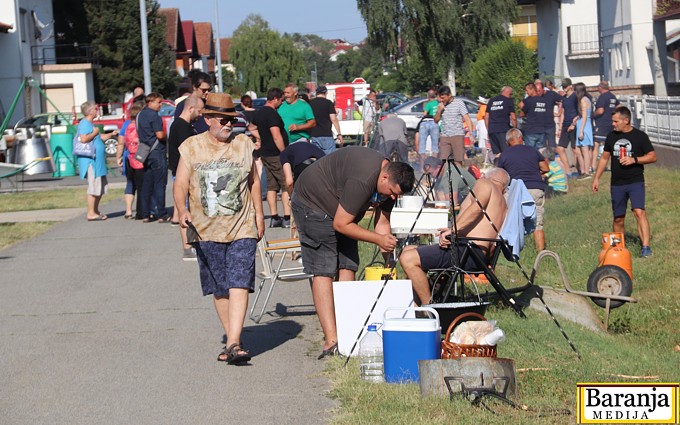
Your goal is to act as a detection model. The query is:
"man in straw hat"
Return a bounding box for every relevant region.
[174,93,265,365]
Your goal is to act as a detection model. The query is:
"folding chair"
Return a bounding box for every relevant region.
[249,235,313,323]
[427,237,526,315]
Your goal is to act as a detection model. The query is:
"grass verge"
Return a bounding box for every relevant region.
[0,222,57,250]
[0,187,124,213]
[328,166,680,425]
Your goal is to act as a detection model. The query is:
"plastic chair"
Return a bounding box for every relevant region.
[249,235,313,323]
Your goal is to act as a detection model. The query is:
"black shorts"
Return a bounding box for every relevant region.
[291,197,359,277]
[558,127,576,148]
[594,125,612,143]
[416,243,485,272]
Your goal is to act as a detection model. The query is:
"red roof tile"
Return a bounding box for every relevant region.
[158,8,185,52]
[194,22,214,59]
[220,38,231,62]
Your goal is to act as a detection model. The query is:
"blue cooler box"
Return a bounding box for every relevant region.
[382,307,441,383]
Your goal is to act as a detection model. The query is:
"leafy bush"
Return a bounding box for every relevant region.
[468,39,537,104]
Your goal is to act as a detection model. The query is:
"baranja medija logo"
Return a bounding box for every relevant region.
[577,383,679,424]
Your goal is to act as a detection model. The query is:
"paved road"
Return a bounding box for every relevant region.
[0,179,337,424]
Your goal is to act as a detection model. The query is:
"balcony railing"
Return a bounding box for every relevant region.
[567,24,599,56]
[31,43,97,66]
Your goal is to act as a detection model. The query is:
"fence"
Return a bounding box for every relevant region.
[620,95,680,148]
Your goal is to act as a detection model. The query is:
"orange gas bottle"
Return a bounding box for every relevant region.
[598,232,633,279]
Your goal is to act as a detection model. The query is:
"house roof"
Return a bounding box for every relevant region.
[220,38,231,63]
[158,8,186,52]
[655,6,680,21]
[181,20,199,58]
[194,22,215,59]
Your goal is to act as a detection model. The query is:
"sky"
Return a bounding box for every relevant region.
[158,0,368,43]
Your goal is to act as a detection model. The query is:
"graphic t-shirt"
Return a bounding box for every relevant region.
[178,132,257,242]
[487,95,515,133]
[604,127,654,186]
[521,96,550,134]
[541,90,562,130]
[497,144,546,191]
[423,99,439,119]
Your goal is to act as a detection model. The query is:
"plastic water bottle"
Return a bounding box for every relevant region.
[359,323,384,383]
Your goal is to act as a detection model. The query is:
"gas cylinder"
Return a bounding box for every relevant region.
[598,232,633,279]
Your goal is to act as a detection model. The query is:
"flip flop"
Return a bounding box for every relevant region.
[157,216,173,223]
[124,214,134,220]
[87,215,108,221]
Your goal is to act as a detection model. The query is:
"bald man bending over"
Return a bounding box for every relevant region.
[400,167,510,305]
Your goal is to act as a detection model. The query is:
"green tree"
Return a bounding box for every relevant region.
[230,15,306,93]
[357,0,517,88]
[467,39,537,104]
[84,0,178,102]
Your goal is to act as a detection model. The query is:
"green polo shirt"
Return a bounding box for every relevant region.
[278,99,315,143]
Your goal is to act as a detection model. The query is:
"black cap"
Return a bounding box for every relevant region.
[316,85,327,94]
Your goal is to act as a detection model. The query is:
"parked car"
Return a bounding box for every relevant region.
[14,112,81,130]
[384,96,479,144]
[376,92,409,111]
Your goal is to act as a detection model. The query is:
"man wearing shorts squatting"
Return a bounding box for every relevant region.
[592,106,656,258]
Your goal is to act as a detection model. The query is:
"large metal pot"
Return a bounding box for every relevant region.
[10,135,56,175]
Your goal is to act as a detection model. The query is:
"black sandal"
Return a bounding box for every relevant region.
[317,342,339,360]
[218,343,251,365]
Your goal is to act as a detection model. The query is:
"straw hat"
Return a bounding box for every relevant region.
[201,93,239,117]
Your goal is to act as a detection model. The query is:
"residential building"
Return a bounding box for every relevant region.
[1,0,95,126]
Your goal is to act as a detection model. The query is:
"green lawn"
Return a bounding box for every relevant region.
[0,187,124,250]
[328,166,680,425]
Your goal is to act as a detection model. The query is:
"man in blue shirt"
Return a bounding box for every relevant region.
[519,82,549,150]
[497,128,549,251]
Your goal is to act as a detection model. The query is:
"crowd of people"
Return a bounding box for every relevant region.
[71,72,656,364]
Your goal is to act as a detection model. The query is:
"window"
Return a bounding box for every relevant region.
[625,42,631,69]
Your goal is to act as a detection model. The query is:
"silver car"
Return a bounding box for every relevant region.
[385,96,479,144]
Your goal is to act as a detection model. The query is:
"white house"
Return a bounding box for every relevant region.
[533,0,670,92]
[0,0,95,128]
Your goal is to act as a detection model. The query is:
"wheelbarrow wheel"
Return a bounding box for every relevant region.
[586,265,632,309]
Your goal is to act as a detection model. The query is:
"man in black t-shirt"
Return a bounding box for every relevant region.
[536,80,562,152]
[252,88,290,228]
[592,106,657,257]
[168,95,204,260]
[485,86,517,157]
[520,82,550,150]
[309,85,342,154]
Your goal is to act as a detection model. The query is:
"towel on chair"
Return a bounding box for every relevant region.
[499,179,536,259]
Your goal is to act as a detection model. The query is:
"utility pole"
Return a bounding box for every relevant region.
[214,0,223,93]
[139,0,152,94]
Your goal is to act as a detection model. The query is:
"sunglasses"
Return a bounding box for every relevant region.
[199,87,211,93]
[207,115,238,125]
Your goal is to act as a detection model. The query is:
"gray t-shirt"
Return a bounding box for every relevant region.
[295,146,390,218]
[440,98,469,137]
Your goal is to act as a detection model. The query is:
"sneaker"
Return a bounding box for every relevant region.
[269,216,283,228]
[183,247,197,261]
[641,246,652,258]
[282,217,291,228]
[577,173,592,180]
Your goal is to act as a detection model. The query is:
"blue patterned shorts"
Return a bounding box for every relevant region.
[195,238,257,297]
